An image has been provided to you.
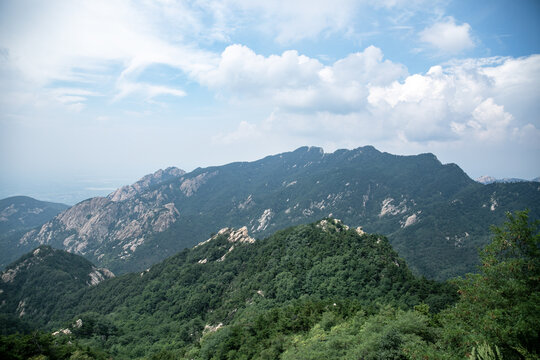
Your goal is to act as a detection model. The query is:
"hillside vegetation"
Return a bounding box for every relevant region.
[1,211,538,359]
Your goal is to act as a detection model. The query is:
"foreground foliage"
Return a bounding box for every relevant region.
[436,210,540,359]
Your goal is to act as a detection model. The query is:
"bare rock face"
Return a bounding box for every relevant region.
[195,226,255,263]
[179,171,218,197]
[222,226,255,244]
[87,267,115,286]
[196,226,255,248]
[316,218,362,234]
[21,196,181,261]
[19,168,185,266]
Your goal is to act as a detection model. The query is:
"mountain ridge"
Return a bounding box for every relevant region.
[5,146,540,280]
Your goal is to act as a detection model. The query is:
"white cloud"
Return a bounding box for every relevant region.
[212,120,262,144]
[199,44,538,146]
[0,0,463,110]
[420,17,475,54]
[366,55,540,143]
[0,0,217,107]
[197,44,407,113]
[213,51,540,148]
[450,98,513,141]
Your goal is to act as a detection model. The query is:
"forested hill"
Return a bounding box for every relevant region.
[0,245,114,330]
[0,219,457,358]
[12,146,540,280]
[2,213,538,359]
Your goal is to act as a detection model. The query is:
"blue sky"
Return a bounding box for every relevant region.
[1,0,539,203]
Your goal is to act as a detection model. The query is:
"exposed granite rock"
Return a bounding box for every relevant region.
[19,172,183,265]
[87,267,115,286]
[110,167,185,202]
[179,171,218,197]
[196,226,255,248]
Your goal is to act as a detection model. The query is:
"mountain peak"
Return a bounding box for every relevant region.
[476,175,497,184]
[293,146,324,154]
[0,246,114,322]
[109,166,186,202]
[0,197,68,235]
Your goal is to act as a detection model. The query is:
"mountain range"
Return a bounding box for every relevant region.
[2,146,539,280]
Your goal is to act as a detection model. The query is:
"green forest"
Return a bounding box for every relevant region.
[1,211,538,359]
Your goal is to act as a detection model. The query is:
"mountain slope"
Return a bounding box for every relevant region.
[0,220,455,358]
[0,245,114,328]
[13,146,540,279]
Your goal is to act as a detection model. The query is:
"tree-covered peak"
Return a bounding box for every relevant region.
[0,246,114,327]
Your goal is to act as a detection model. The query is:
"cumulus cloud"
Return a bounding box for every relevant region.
[420,17,475,54]
[0,0,461,110]
[213,50,540,147]
[366,56,540,143]
[196,44,407,113]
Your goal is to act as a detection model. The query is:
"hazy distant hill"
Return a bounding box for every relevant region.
[0,196,68,234]
[0,196,69,270]
[10,146,540,279]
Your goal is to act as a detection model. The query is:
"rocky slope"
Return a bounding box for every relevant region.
[14,167,184,271]
[10,146,540,279]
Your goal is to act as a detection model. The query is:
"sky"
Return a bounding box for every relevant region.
[1,0,539,204]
